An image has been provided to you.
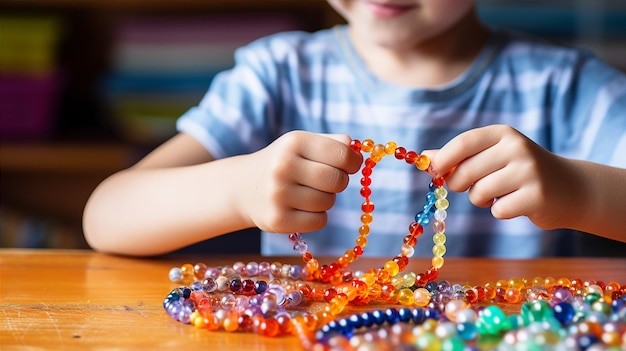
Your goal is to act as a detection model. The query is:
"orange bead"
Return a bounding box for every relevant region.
[361,139,375,152]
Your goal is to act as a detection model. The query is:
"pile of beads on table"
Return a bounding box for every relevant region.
[163,139,626,350]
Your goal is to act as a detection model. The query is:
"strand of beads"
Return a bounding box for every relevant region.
[311,278,626,351]
[288,139,449,309]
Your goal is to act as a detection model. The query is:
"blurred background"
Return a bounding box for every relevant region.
[1,0,625,253]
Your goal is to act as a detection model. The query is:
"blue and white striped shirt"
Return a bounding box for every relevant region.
[177,25,626,258]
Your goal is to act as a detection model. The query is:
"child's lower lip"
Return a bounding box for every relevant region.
[366,2,415,18]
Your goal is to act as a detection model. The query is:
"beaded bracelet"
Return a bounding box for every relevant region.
[288,139,448,294]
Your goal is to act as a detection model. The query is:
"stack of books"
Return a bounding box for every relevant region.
[0,15,62,140]
[105,14,299,145]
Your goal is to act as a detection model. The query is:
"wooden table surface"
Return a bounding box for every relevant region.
[1,249,625,350]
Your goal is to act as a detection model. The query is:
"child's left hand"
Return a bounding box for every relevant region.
[422,124,583,230]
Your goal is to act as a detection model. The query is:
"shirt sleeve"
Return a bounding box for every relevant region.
[551,52,626,168]
[175,39,283,159]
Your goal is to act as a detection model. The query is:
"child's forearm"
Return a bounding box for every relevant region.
[83,156,252,256]
[568,160,626,242]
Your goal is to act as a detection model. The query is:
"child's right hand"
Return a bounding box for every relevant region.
[236,131,362,234]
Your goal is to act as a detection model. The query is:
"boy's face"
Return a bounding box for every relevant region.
[328,0,475,50]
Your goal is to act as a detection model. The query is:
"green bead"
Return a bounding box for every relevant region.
[508,314,524,330]
[476,305,511,335]
[584,291,602,304]
[520,300,554,325]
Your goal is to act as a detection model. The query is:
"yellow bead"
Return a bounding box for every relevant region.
[383,260,400,277]
[360,272,377,287]
[435,198,449,210]
[384,141,397,155]
[532,277,544,287]
[432,244,446,257]
[433,233,446,245]
[432,256,444,269]
[556,277,572,287]
[415,154,430,171]
[434,187,448,199]
[508,278,524,289]
[397,288,415,305]
[544,277,557,288]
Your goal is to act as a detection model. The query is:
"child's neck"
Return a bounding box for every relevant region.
[354,12,490,88]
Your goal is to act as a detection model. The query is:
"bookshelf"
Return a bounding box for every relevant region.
[1,1,624,249]
[0,1,341,249]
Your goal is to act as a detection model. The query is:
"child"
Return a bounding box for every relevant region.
[83,0,626,257]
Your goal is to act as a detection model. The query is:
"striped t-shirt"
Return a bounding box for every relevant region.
[177,25,626,258]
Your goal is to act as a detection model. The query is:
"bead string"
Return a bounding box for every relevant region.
[288,139,448,290]
[163,137,626,350]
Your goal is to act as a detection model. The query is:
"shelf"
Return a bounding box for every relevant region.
[0,142,139,173]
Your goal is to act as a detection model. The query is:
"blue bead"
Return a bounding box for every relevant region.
[182,287,191,299]
[254,280,268,294]
[385,308,400,324]
[553,302,575,324]
[371,310,386,325]
[398,308,412,323]
[338,318,353,337]
[328,320,341,331]
[361,312,375,327]
[412,308,426,324]
[425,281,439,292]
[456,321,477,341]
[424,308,440,320]
[348,313,363,328]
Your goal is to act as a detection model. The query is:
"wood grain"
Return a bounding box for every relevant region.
[1,249,624,350]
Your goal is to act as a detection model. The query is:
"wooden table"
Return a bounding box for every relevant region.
[1,249,625,350]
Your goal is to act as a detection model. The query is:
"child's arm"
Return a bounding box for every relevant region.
[424,124,626,243]
[82,131,362,256]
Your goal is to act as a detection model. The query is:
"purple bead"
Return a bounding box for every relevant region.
[246,262,259,276]
[289,265,303,279]
[288,232,302,243]
[553,286,574,303]
[233,261,246,275]
[258,262,271,277]
[204,267,220,279]
[293,240,308,255]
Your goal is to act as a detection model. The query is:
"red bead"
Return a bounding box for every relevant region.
[361,200,374,213]
[415,273,429,287]
[404,151,418,164]
[323,288,337,303]
[365,158,376,168]
[353,246,364,256]
[349,139,362,152]
[432,177,445,187]
[403,234,417,246]
[409,222,424,236]
[360,187,372,198]
[394,147,406,160]
[362,166,372,176]
[394,255,409,271]
[360,176,372,186]
[425,267,438,281]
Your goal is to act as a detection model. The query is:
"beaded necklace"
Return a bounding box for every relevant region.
[163,139,626,350]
